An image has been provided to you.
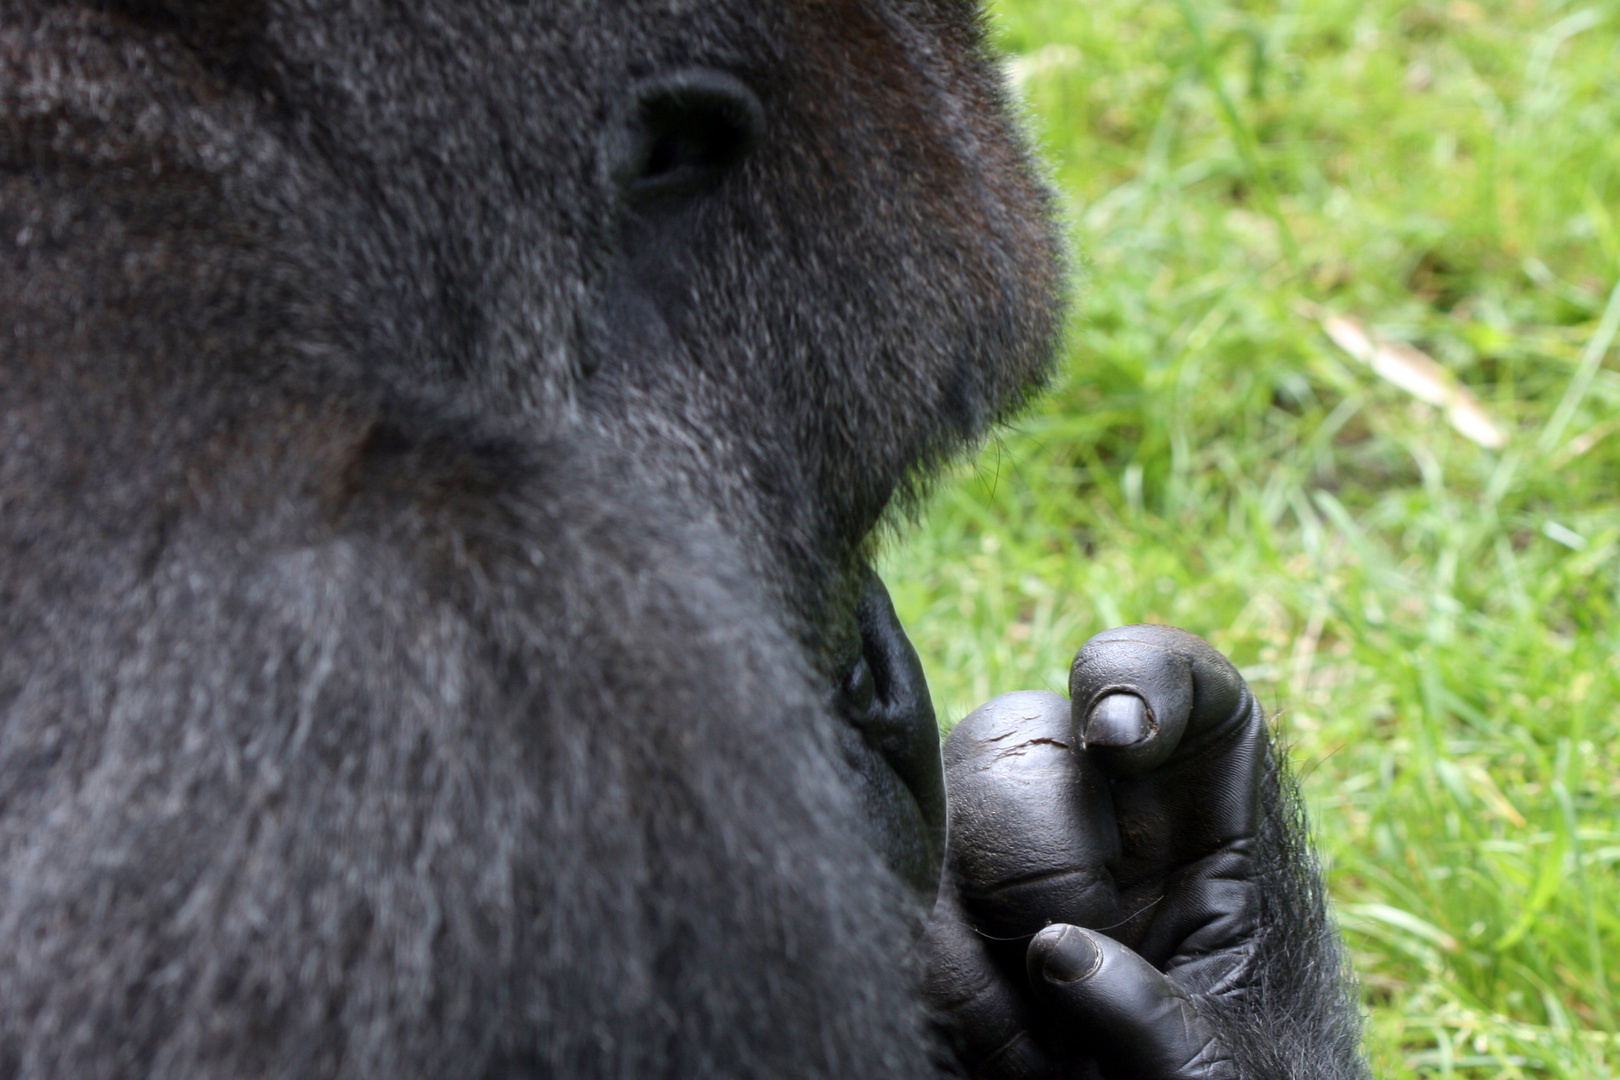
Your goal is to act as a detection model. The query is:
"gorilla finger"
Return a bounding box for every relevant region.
[942,692,1122,938]
[920,886,1057,1080]
[1025,926,1238,1080]
[1067,626,1251,780]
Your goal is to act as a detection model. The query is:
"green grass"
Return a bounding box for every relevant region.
[879,1,1620,1075]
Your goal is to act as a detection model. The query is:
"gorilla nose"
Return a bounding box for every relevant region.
[608,67,764,202]
[835,568,948,909]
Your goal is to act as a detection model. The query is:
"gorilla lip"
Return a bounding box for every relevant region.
[836,568,949,911]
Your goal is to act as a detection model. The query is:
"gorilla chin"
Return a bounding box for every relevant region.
[0,2,1364,1078]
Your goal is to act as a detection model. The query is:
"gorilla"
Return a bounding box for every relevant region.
[0,1,1365,1077]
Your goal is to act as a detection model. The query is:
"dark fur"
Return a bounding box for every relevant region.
[0,3,1358,1078]
[1204,747,1368,1079]
[1,3,1058,1076]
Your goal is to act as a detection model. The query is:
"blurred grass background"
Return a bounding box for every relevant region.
[878,0,1620,1075]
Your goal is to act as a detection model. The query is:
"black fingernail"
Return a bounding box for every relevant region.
[1041,927,1101,983]
[1083,693,1152,747]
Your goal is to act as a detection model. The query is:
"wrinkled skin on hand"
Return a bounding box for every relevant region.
[921,626,1367,1080]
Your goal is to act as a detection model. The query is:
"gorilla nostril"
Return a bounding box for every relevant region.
[610,68,763,201]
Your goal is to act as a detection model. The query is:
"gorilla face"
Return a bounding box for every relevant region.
[575,4,1065,905]
[0,2,1062,1076]
[573,7,1063,907]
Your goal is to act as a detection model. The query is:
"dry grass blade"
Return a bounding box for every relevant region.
[1319,314,1508,449]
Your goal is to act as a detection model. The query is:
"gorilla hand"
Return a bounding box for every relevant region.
[922,626,1273,1080]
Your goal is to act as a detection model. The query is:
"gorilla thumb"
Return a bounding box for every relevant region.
[1025,925,1239,1080]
